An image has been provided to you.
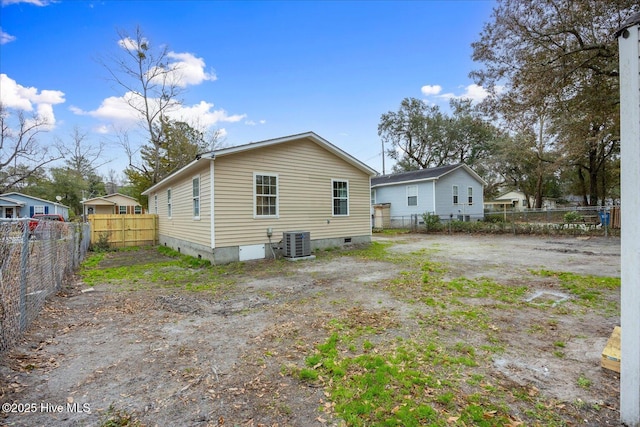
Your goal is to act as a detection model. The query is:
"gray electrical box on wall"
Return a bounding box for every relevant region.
[282,231,311,258]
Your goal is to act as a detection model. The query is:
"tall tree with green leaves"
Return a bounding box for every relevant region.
[471,0,636,205]
[124,117,211,202]
[378,97,501,175]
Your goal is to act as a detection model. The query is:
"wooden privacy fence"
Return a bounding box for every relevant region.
[88,214,158,247]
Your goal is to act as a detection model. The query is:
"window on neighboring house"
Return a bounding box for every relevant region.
[371,189,376,205]
[453,185,459,204]
[193,176,200,219]
[34,205,45,214]
[119,205,127,214]
[134,205,142,214]
[255,173,278,217]
[154,195,158,214]
[332,180,349,216]
[468,187,473,205]
[407,185,418,206]
[167,189,172,218]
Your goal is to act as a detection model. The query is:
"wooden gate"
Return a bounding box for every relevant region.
[88,214,158,248]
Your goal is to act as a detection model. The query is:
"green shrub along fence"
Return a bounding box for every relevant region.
[376,207,619,236]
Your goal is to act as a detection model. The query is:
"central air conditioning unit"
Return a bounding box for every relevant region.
[282,231,311,258]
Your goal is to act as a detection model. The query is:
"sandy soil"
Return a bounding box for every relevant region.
[0,233,622,426]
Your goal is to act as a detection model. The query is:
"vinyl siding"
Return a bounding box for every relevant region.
[150,161,212,247]
[434,168,484,218]
[374,182,435,217]
[214,138,371,247]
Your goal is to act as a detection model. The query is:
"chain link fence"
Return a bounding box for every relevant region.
[0,218,91,352]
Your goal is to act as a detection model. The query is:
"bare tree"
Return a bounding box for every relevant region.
[0,104,63,192]
[100,26,184,185]
[59,126,108,178]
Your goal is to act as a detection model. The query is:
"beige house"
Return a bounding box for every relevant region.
[142,132,377,263]
[82,193,145,216]
[484,190,557,211]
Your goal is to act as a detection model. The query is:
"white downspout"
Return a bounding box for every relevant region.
[618,13,640,427]
[210,156,215,250]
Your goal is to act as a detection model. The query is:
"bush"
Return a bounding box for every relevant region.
[563,211,582,223]
[422,212,443,231]
[91,232,111,252]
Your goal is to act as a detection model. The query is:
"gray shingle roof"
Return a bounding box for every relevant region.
[371,164,463,187]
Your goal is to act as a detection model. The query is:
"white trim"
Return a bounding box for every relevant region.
[253,172,279,219]
[192,174,201,220]
[432,181,437,215]
[210,159,215,249]
[406,185,418,207]
[331,178,349,216]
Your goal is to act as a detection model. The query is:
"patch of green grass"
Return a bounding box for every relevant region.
[297,329,532,426]
[81,252,105,269]
[531,270,619,312]
[340,241,394,261]
[577,374,592,389]
[99,404,143,427]
[79,247,237,292]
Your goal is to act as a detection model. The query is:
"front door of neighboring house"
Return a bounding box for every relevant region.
[5,208,13,218]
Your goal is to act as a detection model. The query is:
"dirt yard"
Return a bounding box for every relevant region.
[0,233,622,426]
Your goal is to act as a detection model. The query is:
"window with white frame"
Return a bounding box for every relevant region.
[167,189,172,218]
[371,189,376,205]
[407,185,418,206]
[192,176,200,219]
[332,180,349,216]
[119,205,127,214]
[254,173,278,217]
[34,205,45,214]
[134,205,142,214]
[468,187,473,205]
[154,194,158,214]
[452,185,459,204]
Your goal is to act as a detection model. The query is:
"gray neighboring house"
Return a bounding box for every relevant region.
[0,192,70,220]
[371,164,486,227]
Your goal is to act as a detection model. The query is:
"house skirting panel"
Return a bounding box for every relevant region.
[158,234,371,264]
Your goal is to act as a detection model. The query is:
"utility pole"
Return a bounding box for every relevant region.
[381,139,386,175]
[617,12,640,427]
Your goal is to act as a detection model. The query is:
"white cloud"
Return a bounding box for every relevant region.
[70,93,148,125]
[117,37,217,89]
[165,52,217,87]
[1,28,16,44]
[423,83,503,104]
[1,0,55,6]
[421,85,442,96]
[117,36,145,52]
[169,101,245,128]
[72,94,246,133]
[245,119,266,126]
[455,84,491,102]
[0,74,65,127]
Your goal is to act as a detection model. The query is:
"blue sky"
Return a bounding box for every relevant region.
[1,0,496,179]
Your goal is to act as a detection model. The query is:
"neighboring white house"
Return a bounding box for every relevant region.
[141,132,377,264]
[370,164,486,227]
[0,192,70,220]
[484,190,557,211]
